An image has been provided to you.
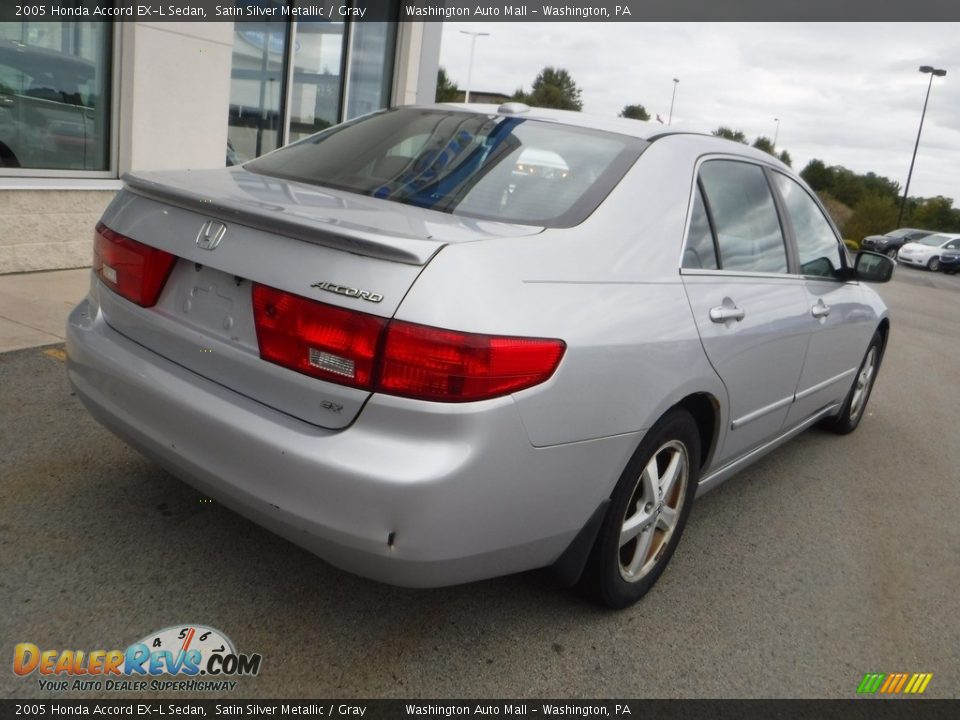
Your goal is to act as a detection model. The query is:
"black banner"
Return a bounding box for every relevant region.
[2,700,960,719]
[1,0,959,23]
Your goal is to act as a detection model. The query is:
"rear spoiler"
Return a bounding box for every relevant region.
[122,172,444,266]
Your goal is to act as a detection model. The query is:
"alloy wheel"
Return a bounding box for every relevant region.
[618,440,689,582]
[849,346,877,423]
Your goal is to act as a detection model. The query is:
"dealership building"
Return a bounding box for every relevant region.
[0,12,441,273]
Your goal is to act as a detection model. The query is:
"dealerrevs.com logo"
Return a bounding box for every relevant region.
[13,625,262,692]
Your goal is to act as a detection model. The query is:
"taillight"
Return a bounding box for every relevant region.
[252,284,386,389]
[378,321,566,402]
[93,222,176,307]
[251,283,566,402]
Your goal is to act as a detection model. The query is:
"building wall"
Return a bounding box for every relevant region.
[118,22,234,174]
[0,189,115,273]
[0,21,439,275]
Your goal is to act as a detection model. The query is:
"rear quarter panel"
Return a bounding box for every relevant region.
[394,135,730,459]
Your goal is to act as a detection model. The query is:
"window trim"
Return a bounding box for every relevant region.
[679,154,794,277]
[0,22,120,179]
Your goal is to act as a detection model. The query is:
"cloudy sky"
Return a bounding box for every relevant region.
[439,23,960,202]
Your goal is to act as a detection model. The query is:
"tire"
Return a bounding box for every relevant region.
[885,248,898,259]
[821,331,883,435]
[580,408,701,609]
[928,257,940,272]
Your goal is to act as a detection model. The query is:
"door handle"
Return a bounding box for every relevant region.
[811,300,831,318]
[709,305,745,323]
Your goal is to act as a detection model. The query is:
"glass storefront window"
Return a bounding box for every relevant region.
[0,19,112,171]
[288,20,346,144]
[344,14,398,120]
[227,3,289,165]
[228,4,400,163]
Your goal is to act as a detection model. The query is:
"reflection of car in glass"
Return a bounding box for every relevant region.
[897,233,960,271]
[0,39,100,169]
[860,227,933,258]
[67,104,893,608]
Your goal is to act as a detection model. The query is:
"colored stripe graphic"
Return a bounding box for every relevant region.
[858,672,931,695]
[857,673,886,693]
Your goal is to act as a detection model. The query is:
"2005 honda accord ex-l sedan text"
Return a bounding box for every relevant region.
[66,104,895,608]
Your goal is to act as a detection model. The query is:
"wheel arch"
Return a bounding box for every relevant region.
[0,141,21,167]
[676,392,720,471]
[876,317,891,357]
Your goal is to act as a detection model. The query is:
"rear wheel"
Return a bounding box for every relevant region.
[928,257,941,272]
[885,247,898,259]
[821,331,882,435]
[581,408,700,609]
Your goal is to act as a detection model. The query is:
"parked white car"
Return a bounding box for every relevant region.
[897,233,960,271]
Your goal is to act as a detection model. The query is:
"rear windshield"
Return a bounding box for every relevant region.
[245,108,646,228]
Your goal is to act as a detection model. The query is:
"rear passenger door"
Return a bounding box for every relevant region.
[769,172,876,426]
[681,159,810,466]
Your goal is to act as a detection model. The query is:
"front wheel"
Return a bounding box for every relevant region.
[928,257,940,272]
[581,408,700,609]
[886,248,898,259]
[821,331,883,435]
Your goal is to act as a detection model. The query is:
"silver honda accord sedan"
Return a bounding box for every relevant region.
[66,103,894,608]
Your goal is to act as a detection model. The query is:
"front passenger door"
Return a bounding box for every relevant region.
[769,172,876,426]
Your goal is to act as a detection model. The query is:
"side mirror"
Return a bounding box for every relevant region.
[854,251,894,283]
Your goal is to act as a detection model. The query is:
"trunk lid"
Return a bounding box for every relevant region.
[97,168,541,429]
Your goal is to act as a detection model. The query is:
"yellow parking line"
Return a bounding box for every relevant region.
[43,347,67,362]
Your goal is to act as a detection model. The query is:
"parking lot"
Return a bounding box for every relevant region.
[2,267,958,699]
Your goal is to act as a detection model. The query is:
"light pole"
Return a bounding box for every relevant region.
[897,65,947,227]
[773,118,780,148]
[459,30,490,104]
[668,78,679,125]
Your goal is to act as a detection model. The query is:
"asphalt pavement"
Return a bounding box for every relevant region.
[1,268,958,699]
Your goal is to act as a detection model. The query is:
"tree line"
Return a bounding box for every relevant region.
[437,66,960,237]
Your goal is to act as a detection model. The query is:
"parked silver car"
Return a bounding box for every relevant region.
[66,104,894,608]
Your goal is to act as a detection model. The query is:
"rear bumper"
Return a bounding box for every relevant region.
[66,297,640,587]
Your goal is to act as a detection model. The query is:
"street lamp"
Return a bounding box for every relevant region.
[459,30,490,104]
[668,78,679,125]
[897,65,947,226]
[773,118,780,147]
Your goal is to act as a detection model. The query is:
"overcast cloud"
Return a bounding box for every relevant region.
[439,23,960,202]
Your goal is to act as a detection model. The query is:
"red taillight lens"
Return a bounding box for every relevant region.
[251,284,566,402]
[378,321,566,402]
[93,222,176,307]
[252,284,387,389]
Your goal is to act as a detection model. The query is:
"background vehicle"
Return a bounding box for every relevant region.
[938,247,960,274]
[66,105,893,608]
[897,233,960,271]
[860,227,933,258]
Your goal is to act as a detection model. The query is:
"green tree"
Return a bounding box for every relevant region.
[909,196,958,231]
[712,127,747,143]
[842,194,898,242]
[777,150,792,167]
[860,172,900,203]
[619,104,650,121]
[800,159,833,193]
[435,67,460,102]
[514,67,583,110]
[752,136,776,155]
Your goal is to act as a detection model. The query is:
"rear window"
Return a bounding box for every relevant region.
[245,108,646,227]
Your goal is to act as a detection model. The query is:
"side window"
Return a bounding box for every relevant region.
[772,173,845,278]
[682,185,718,269]
[698,161,788,274]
